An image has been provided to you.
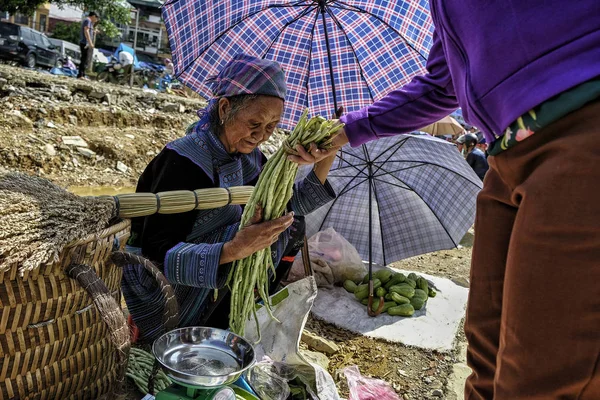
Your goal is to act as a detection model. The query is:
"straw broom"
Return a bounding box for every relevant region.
[101,186,255,218]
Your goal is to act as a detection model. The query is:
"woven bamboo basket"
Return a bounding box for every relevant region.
[0,219,131,400]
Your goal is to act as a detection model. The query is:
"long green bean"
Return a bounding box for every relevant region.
[227,109,344,336]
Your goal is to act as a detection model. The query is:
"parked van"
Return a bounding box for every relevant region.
[48,38,81,67]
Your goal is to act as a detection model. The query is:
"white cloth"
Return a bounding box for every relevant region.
[119,51,134,67]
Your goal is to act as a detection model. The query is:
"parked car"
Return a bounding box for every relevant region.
[0,22,60,68]
[49,38,81,68]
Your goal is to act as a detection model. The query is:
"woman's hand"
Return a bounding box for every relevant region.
[220,204,294,264]
[287,107,349,166]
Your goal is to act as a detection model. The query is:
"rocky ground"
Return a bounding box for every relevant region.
[0,65,472,400]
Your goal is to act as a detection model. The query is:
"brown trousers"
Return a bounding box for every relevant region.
[464,101,600,399]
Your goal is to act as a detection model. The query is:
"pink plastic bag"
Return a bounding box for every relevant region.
[342,366,401,400]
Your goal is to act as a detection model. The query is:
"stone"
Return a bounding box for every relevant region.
[72,157,80,167]
[62,136,88,147]
[301,330,339,355]
[432,389,444,397]
[77,147,96,158]
[161,102,180,113]
[89,90,107,100]
[5,110,33,129]
[116,161,129,173]
[124,134,135,139]
[39,107,47,115]
[68,115,78,125]
[46,121,57,129]
[44,143,56,156]
[300,349,329,370]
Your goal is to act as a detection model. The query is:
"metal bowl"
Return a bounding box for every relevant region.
[152,327,256,388]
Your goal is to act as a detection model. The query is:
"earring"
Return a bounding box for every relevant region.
[220,120,224,125]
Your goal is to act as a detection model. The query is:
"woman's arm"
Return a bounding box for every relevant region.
[340,30,459,147]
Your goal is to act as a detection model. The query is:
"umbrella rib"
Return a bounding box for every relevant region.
[303,8,321,113]
[338,147,368,163]
[372,177,412,191]
[325,8,376,102]
[262,5,316,58]
[377,159,484,190]
[331,1,429,61]
[172,1,310,77]
[385,173,459,248]
[374,162,429,177]
[371,136,409,166]
[318,175,369,231]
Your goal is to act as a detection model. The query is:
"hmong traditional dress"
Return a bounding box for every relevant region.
[122,123,335,341]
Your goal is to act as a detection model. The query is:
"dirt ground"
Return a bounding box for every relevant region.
[0,65,473,400]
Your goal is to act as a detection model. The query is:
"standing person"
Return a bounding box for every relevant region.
[78,11,98,79]
[330,1,600,398]
[457,133,489,180]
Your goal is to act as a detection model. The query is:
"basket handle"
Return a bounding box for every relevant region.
[65,263,130,397]
[110,251,180,333]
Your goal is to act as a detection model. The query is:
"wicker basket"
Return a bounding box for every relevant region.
[0,220,131,400]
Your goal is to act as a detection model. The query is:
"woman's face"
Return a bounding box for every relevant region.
[219,96,284,154]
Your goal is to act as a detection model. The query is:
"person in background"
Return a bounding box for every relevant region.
[64,56,76,71]
[78,11,98,79]
[163,58,174,77]
[330,1,600,398]
[457,133,489,180]
[118,50,134,81]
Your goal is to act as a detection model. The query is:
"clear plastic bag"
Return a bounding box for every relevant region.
[289,228,366,286]
[247,357,291,400]
[342,366,401,400]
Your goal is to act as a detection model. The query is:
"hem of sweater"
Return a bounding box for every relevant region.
[477,28,600,141]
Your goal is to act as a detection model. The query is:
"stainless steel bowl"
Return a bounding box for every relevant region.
[152,327,256,388]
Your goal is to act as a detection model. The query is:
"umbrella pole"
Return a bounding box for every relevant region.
[366,161,384,316]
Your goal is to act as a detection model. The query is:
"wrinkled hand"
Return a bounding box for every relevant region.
[287,106,348,165]
[287,142,339,165]
[221,204,294,264]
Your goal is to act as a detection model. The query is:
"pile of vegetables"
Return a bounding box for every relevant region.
[344,270,436,317]
[227,109,344,336]
[126,347,172,394]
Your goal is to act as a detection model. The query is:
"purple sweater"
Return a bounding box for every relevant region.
[341,0,600,146]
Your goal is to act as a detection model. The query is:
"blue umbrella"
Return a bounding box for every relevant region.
[162,0,435,129]
[306,135,482,267]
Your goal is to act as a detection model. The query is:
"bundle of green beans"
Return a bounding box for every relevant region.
[227,109,344,336]
[126,347,172,394]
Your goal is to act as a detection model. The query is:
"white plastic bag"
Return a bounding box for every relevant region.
[289,228,366,286]
[245,277,340,400]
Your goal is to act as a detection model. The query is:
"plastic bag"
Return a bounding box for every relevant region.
[342,366,401,400]
[289,228,366,286]
[245,277,341,400]
[247,357,291,400]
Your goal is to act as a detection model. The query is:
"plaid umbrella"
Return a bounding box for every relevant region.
[306,134,483,267]
[162,0,434,130]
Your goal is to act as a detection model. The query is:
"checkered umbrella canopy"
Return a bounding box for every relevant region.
[162,0,434,130]
[306,135,483,266]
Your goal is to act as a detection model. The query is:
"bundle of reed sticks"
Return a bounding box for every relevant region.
[101,186,254,218]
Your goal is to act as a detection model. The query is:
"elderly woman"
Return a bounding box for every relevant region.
[123,54,337,341]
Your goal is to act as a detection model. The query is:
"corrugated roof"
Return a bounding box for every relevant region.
[127,0,163,9]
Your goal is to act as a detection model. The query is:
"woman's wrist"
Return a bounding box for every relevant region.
[219,241,237,265]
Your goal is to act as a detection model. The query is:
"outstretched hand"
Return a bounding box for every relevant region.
[287,106,347,165]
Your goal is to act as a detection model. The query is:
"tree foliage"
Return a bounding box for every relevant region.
[0,0,131,39]
[51,21,79,43]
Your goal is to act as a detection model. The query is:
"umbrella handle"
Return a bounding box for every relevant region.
[367,293,385,317]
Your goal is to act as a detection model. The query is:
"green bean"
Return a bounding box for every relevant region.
[227,109,344,336]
